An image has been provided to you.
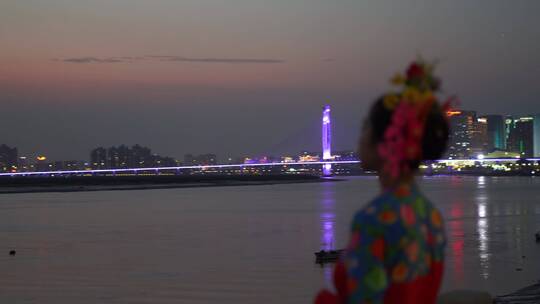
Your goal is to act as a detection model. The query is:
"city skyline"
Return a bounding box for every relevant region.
[1,107,540,171]
[2,108,539,162]
[2,1,540,160]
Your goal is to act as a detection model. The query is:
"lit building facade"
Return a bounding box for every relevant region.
[507,117,534,157]
[91,145,177,169]
[472,117,488,156]
[91,147,107,169]
[446,110,477,158]
[481,115,506,152]
[298,151,321,162]
[17,156,31,172]
[0,144,18,172]
[52,160,86,171]
[35,155,50,171]
[504,116,514,148]
[534,114,540,157]
[130,144,153,167]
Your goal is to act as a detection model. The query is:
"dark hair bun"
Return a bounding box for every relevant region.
[421,103,449,161]
[368,97,393,144]
[368,97,449,168]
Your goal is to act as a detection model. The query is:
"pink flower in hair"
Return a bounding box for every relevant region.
[376,58,451,180]
[378,102,424,178]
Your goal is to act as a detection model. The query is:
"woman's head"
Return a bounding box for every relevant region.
[358,60,450,176]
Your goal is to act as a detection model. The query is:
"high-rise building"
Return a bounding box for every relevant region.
[481,115,506,152]
[94,145,176,169]
[90,147,107,169]
[35,155,50,171]
[107,145,130,168]
[17,156,30,172]
[472,117,488,156]
[63,160,85,170]
[504,116,514,148]
[533,114,540,157]
[0,144,18,172]
[446,110,477,158]
[507,117,534,157]
[129,144,152,168]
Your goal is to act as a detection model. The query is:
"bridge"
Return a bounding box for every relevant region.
[0,105,355,177]
[0,160,361,177]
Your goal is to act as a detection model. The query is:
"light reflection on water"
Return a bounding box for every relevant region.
[477,217,489,279]
[440,176,540,294]
[475,176,490,279]
[477,176,486,188]
[320,215,335,251]
[319,182,336,285]
[448,201,465,282]
[319,182,336,251]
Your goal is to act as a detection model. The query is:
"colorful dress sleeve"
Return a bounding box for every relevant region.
[342,207,389,304]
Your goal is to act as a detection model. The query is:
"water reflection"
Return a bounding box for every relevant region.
[477,217,489,279]
[476,176,490,279]
[320,186,336,251]
[478,202,487,218]
[319,182,337,284]
[477,176,486,188]
[448,201,465,283]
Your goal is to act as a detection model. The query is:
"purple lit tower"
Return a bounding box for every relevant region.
[322,105,332,176]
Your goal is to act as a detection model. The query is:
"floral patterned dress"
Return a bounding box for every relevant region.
[315,184,446,304]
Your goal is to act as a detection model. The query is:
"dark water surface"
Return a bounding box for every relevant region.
[1,176,540,303]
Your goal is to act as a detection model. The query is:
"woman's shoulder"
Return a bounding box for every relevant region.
[350,192,398,230]
[351,185,438,231]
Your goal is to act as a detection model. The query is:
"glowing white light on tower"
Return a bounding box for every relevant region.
[322,105,332,176]
[322,105,331,160]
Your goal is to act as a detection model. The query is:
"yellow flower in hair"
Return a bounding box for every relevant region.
[383,94,400,109]
[391,73,405,86]
[421,91,435,102]
[402,87,421,104]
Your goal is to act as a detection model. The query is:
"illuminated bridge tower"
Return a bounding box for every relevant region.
[322,105,332,176]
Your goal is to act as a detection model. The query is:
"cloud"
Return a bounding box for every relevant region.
[147,55,284,64]
[58,55,284,65]
[61,57,127,63]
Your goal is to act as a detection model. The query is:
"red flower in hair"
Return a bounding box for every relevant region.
[377,58,450,181]
[406,62,424,80]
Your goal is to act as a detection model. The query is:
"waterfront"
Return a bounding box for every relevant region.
[1,176,539,303]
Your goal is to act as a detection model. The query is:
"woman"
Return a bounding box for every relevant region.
[316,60,450,304]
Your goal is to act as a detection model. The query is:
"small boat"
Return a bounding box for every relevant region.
[314,249,344,264]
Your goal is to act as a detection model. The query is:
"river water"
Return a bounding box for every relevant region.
[1,176,539,303]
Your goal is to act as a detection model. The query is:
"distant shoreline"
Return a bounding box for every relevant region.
[0,172,537,194]
[0,174,338,194]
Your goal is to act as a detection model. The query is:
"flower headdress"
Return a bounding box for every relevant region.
[378,58,454,178]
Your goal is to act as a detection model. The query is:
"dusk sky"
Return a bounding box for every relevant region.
[1,0,539,161]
